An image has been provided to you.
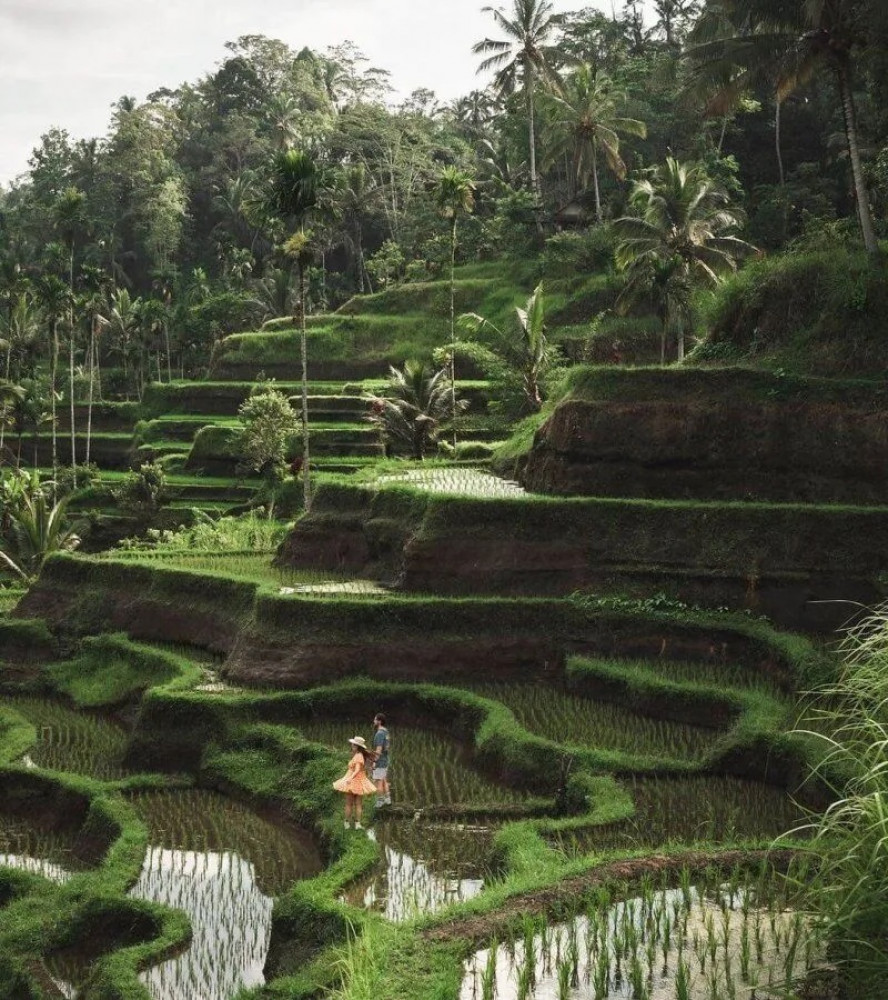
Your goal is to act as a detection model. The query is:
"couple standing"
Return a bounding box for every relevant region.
[332,713,391,829]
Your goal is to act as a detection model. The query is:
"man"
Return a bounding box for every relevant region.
[372,712,391,807]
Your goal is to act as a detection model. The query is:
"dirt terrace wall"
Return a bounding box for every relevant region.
[278,484,888,631]
[16,555,812,689]
[17,555,255,654]
[521,397,888,503]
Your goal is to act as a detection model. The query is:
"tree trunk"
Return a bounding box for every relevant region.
[50,322,58,485]
[164,321,172,383]
[592,141,603,223]
[68,329,77,483]
[836,62,879,256]
[526,62,538,198]
[86,324,95,468]
[299,260,311,509]
[450,216,458,451]
[775,98,785,186]
[68,245,76,485]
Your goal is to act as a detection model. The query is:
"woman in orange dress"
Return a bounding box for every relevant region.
[333,736,378,829]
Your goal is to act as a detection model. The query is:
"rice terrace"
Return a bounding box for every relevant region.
[2,1,888,998]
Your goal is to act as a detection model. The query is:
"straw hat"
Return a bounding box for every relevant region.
[348,736,370,751]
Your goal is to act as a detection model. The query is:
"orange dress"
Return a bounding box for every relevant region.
[333,752,377,796]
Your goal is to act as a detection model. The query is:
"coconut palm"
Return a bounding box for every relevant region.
[687,0,880,255]
[35,275,71,478]
[435,167,476,446]
[269,148,327,508]
[460,282,552,413]
[365,361,468,460]
[473,0,563,198]
[0,472,80,583]
[106,287,142,400]
[614,157,755,362]
[545,65,647,219]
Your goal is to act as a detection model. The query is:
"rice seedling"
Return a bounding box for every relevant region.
[468,682,721,762]
[0,809,85,880]
[554,774,808,856]
[4,697,130,780]
[376,468,525,498]
[126,789,322,897]
[458,867,822,1000]
[296,720,529,808]
[131,844,274,1000]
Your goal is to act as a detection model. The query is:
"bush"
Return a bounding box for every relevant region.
[113,463,169,519]
[697,247,888,375]
[541,227,617,278]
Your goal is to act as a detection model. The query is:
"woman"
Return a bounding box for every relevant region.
[332,736,377,829]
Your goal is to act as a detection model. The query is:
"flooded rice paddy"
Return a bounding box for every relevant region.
[469,683,723,761]
[344,820,495,921]
[7,697,131,780]
[126,789,323,1000]
[461,873,821,1000]
[297,719,530,807]
[555,776,808,857]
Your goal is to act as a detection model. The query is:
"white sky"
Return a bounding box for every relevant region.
[0,0,654,186]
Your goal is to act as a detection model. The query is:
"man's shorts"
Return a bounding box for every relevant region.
[372,767,388,781]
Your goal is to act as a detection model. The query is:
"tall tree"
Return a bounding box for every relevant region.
[269,149,326,508]
[473,0,562,199]
[54,187,86,484]
[614,157,754,362]
[34,275,71,480]
[545,65,647,218]
[688,0,881,255]
[435,167,476,446]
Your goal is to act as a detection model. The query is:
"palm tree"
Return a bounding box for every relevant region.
[0,472,80,583]
[35,275,71,479]
[0,380,24,464]
[54,187,86,485]
[336,164,378,294]
[460,282,552,413]
[473,0,562,198]
[687,0,880,255]
[106,288,142,400]
[435,167,477,447]
[614,157,755,362]
[365,361,468,460]
[545,65,647,220]
[269,148,326,508]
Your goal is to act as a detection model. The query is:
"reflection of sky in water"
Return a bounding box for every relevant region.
[344,824,489,921]
[131,847,273,1000]
[0,852,71,883]
[461,886,818,1000]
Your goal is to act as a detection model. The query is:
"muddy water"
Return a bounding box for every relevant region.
[126,789,323,1000]
[344,820,494,921]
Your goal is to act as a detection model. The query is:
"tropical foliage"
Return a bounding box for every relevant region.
[365,361,468,459]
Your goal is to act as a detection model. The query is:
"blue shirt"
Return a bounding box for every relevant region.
[373,727,390,769]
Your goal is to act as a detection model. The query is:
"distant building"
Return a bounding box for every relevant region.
[553,198,590,229]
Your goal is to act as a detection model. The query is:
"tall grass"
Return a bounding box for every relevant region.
[795,603,888,995]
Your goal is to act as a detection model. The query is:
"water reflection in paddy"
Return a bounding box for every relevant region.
[126,789,323,1000]
[344,820,494,921]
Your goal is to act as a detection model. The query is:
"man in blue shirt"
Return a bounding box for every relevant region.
[372,713,391,807]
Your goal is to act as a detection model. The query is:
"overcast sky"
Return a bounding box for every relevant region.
[0,0,658,186]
